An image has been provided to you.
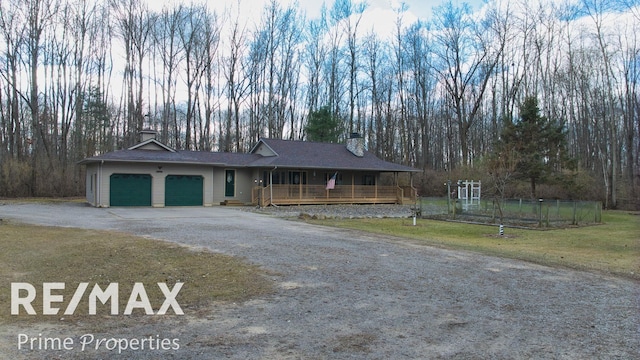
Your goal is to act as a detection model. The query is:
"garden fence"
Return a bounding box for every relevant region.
[415,197,602,228]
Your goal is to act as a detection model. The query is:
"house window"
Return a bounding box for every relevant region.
[289,171,307,185]
[362,175,375,186]
[271,171,286,185]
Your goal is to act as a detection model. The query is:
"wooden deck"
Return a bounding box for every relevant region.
[252,185,413,207]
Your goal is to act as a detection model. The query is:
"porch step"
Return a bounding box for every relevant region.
[220,200,245,206]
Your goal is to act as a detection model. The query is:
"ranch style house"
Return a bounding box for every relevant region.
[79,131,419,207]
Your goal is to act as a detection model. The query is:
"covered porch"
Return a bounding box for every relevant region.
[251,182,416,207]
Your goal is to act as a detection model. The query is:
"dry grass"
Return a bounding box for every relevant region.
[0,197,85,204]
[0,222,272,326]
[309,211,640,279]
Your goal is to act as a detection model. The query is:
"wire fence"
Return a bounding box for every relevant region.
[415,197,602,228]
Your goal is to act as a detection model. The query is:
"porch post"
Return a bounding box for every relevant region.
[395,172,399,203]
[375,175,378,198]
[325,172,330,200]
[351,173,355,200]
[269,169,274,206]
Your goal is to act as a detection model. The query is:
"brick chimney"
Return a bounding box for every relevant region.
[346,132,364,157]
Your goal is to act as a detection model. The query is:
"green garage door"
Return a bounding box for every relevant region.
[165,175,203,206]
[110,174,152,206]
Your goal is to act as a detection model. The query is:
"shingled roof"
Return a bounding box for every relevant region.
[79,148,261,166]
[250,139,418,172]
[79,138,419,173]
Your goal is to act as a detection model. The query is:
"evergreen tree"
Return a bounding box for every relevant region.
[81,86,111,157]
[497,96,571,199]
[304,106,342,143]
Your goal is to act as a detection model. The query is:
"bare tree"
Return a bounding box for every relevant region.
[487,144,519,223]
[326,0,347,122]
[431,0,505,167]
[392,7,409,164]
[222,11,247,152]
[248,0,304,140]
[25,0,59,194]
[178,3,210,150]
[154,4,185,147]
[68,0,97,163]
[110,0,152,147]
[0,0,26,160]
[333,0,366,134]
[303,14,328,115]
[587,0,623,208]
[362,31,382,156]
[199,8,221,151]
[404,20,438,169]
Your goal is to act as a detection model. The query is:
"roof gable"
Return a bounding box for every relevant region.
[249,139,277,157]
[128,139,176,152]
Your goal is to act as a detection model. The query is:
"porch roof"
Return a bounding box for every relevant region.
[249,138,419,172]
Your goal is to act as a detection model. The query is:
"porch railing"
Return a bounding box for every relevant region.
[252,185,408,206]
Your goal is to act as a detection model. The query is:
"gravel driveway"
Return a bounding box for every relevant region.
[1,202,638,359]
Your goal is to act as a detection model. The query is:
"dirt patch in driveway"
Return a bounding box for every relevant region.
[0,203,638,359]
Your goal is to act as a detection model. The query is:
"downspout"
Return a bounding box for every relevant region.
[269,166,278,207]
[98,160,104,207]
[215,166,218,206]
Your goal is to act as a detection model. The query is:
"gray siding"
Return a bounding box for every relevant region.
[89,162,217,207]
[212,168,254,204]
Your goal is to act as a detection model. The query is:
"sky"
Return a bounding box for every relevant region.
[154,0,487,35]
[293,0,485,19]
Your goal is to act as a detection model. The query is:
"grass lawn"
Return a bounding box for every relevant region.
[310,211,640,280]
[0,222,272,325]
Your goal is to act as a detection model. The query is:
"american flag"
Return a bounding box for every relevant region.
[326,172,337,190]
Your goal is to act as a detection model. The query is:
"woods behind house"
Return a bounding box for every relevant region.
[0,0,638,208]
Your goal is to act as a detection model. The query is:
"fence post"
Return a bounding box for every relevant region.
[446,180,452,214]
[492,199,496,223]
[452,199,457,220]
[538,199,543,227]
[572,201,577,225]
[546,204,550,227]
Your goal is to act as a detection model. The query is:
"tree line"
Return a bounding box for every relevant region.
[0,0,638,208]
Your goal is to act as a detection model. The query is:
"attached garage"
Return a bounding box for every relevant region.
[165,175,204,206]
[110,174,152,206]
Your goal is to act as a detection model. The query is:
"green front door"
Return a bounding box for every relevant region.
[165,175,203,206]
[110,174,152,206]
[225,170,235,197]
